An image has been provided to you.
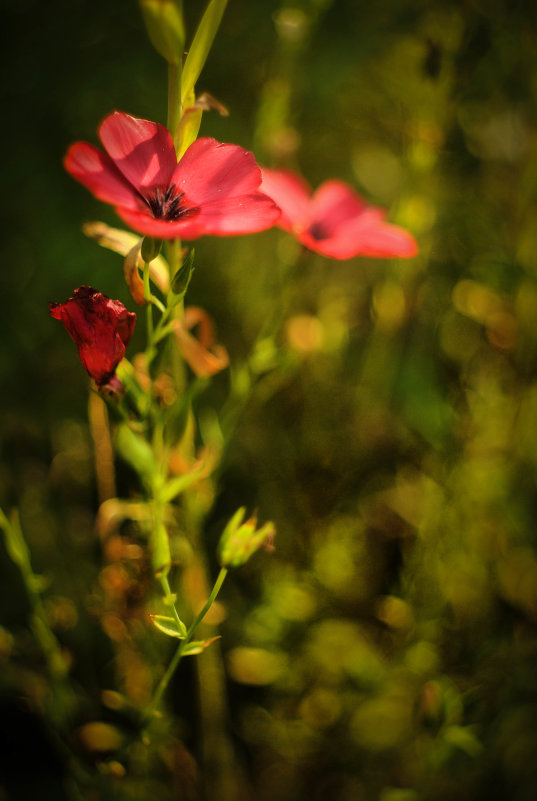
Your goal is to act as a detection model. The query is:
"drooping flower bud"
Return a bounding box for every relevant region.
[218,508,276,569]
[49,286,136,388]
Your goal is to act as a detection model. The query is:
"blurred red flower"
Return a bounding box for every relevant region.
[64,112,280,239]
[49,286,136,387]
[260,168,418,260]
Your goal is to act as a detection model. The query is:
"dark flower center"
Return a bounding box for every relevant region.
[144,184,199,222]
[307,221,329,241]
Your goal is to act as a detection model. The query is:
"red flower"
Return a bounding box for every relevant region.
[260,168,418,260]
[49,286,136,387]
[64,112,280,239]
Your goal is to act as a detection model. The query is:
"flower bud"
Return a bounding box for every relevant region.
[49,286,136,388]
[170,249,195,297]
[218,508,276,569]
[139,0,185,65]
[141,236,162,263]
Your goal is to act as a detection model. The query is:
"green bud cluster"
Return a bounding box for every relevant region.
[218,507,276,569]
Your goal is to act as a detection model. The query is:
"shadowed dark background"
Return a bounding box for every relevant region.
[2,1,537,800]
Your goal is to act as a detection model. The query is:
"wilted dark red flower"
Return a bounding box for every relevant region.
[49,286,136,387]
[260,168,418,260]
[64,112,280,239]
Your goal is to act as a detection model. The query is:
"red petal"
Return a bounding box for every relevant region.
[116,193,280,239]
[260,168,312,232]
[115,206,204,239]
[99,112,177,191]
[189,193,281,236]
[64,143,141,210]
[300,210,418,259]
[173,138,263,204]
[308,180,368,237]
[79,330,126,385]
[337,219,418,258]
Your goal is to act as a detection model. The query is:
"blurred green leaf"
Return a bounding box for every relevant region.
[150,614,187,638]
[139,0,185,65]
[182,0,228,103]
[182,636,221,656]
[443,725,484,757]
[115,424,157,482]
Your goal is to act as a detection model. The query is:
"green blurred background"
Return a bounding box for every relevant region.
[2,0,537,799]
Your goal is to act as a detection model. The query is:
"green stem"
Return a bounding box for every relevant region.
[166,238,183,285]
[0,510,67,679]
[160,574,184,632]
[144,566,228,723]
[168,61,182,150]
[186,566,228,639]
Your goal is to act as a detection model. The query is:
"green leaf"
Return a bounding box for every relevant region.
[115,424,157,482]
[443,725,483,757]
[161,464,204,504]
[139,0,185,65]
[182,636,221,656]
[1,510,30,572]
[150,614,187,639]
[182,0,228,103]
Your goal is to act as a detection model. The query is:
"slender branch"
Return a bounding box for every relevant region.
[160,574,184,632]
[144,566,228,723]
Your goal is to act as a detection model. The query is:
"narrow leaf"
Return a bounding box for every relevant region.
[182,636,221,656]
[161,461,204,503]
[1,510,30,572]
[150,614,187,639]
[182,0,228,103]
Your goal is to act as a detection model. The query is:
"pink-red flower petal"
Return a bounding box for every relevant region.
[64,143,141,211]
[115,206,203,238]
[99,112,177,190]
[65,112,281,241]
[308,180,368,235]
[336,217,418,259]
[190,194,280,235]
[116,192,279,239]
[260,167,418,260]
[260,168,312,232]
[173,138,264,204]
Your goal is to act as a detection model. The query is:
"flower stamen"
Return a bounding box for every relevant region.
[144,184,199,222]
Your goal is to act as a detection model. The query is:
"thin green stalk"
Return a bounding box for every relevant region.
[160,574,184,632]
[168,61,182,150]
[144,566,228,722]
[0,510,68,679]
